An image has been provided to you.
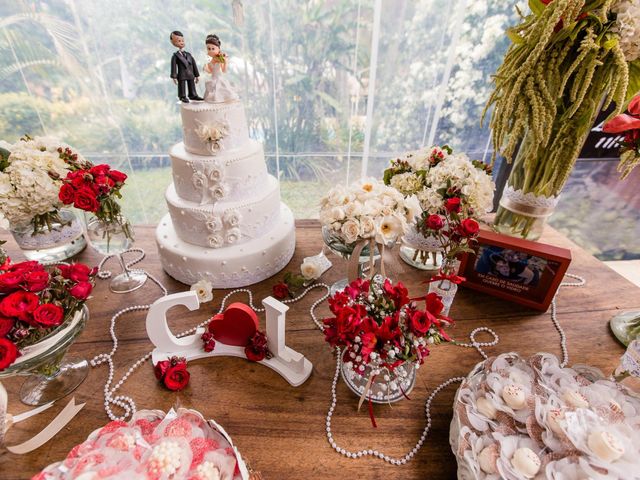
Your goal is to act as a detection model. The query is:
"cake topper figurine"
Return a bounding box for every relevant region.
[170,31,204,103]
[203,34,239,103]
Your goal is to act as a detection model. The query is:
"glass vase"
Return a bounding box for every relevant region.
[10,209,86,264]
[428,258,461,316]
[399,223,443,271]
[0,306,89,406]
[84,214,147,293]
[322,226,379,295]
[340,355,416,404]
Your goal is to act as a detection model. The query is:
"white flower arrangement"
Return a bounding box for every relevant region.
[190,279,214,303]
[194,121,229,153]
[319,178,414,246]
[0,136,82,228]
[384,145,494,217]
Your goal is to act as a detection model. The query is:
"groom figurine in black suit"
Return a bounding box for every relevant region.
[170,31,204,103]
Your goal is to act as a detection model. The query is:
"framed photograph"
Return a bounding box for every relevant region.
[458,230,572,311]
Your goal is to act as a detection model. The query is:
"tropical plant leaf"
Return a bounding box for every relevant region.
[528,0,546,17]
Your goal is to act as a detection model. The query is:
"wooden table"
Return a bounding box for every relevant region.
[1,221,638,479]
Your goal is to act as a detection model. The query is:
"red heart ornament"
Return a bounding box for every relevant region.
[208,303,258,346]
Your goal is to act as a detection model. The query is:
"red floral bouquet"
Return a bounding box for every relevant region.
[0,258,96,371]
[323,276,454,375]
[603,94,640,179]
[154,356,190,391]
[56,152,132,240]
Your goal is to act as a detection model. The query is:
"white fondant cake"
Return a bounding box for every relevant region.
[157,97,295,286]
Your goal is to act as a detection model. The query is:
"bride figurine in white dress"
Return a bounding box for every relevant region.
[203,34,239,103]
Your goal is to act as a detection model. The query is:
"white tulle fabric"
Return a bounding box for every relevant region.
[451,352,640,480]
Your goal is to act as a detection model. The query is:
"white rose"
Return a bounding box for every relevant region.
[207,234,224,248]
[223,209,241,227]
[210,184,227,200]
[301,258,323,280]
[226,227,241,244]
[190,279,213,303]
[330,206,346,222]
[341,219,360,244]
[205,216,223,232]
[192,172,207,190]
[359,216,376,238]
[362,199,382,217]
[343,202,361,218]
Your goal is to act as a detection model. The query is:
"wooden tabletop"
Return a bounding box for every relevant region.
[1,221,638,479]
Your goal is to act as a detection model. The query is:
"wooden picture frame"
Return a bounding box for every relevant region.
[458,230,572,311]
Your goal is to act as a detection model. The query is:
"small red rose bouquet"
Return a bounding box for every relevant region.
[57,152,132,240]
[154,356,190,391]
[603,94,640,179]
[323,277,453,371]
[0,259,96,371]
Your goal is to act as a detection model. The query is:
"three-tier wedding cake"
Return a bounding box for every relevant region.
[156,98,296,287]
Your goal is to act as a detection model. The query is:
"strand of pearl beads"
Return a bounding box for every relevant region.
[90,261,331,420]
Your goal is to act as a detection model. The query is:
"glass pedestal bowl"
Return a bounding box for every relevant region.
[0,306,89,406]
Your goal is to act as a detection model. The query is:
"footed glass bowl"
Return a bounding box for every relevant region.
[0,306,89,406]
[322,226,380,295]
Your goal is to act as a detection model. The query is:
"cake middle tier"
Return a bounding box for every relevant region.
[170,140,267,204]
[165,174,281,249]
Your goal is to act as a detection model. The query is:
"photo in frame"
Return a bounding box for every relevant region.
[458,230,572,311]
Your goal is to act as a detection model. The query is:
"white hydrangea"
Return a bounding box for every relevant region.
[390,172,423,195]
[0,137,74,227]
[612,0,640,62]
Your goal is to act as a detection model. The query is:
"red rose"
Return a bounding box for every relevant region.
[0,291,40,322]
[459,218,480,237]
[93,174,115,195]
[68,263,92,282]
[59,183,76,205]
[426,214,444,231]
[444,197,462,213]
[245,344,266,362]
[57,264,71,279]
[73,187,100,213]
[89,164,111,176]
[163,363,190,391]
[408,310,434,335]
[0,271,24,293]
[108,169,128,185]
[24,270,50,292]
[0,316,15,337]
[272,282,289,300]
[0,338,19,370]
[154,359,170,380]
[69,281,93,300]
[32,303,64,328]
[8,260,44,273]
[71,174,89,189]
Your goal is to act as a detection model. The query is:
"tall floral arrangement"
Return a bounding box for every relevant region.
[485,0,640,238]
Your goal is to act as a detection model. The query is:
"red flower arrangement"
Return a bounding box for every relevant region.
[57,156,132,240]
[322,276,454,374]
[200,326,272,362]
[154,356,190,391]
[0,259,97,371]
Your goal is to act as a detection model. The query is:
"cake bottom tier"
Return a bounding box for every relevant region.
[156,203,296,287]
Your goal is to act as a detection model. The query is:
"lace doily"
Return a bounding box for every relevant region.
[402,225,442,252]
[499,186,560,218]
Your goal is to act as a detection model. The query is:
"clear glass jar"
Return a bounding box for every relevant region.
[10,209,86,264]
[428,258,461,316]
[341,355,416,404]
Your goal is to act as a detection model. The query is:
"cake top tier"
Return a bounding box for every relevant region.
[180,100,250,156]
